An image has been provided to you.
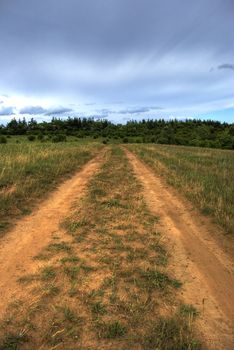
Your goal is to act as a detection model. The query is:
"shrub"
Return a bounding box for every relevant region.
[27,135,36,141]
[52,134,67,143]
[123,137,128,143]
[0,136,7,144]
[37,133,44,141]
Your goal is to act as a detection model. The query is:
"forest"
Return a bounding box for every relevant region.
[0,117,233,149]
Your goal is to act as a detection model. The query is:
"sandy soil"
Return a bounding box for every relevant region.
[125,148,234,350]
[0,153,104,320]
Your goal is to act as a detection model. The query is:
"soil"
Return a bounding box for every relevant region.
[0,153,104,320]
[1,147,233,349]
[125,148,234,350]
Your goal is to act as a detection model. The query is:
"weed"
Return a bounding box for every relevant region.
[33,253,50,261]
[154,255,168,266]
[180,304,199,317]
[47,242,72,253]
[140,269,182,290]
[101,321,126,339]
[90,188,107,198]
[60,256,80,264]
[0,330,29,350]
[68,284,78,297]
[64,266,80,280]
[81,264,96,272]
[43,283,60,297]
[88,289,105,299]
[17,274,38,284]
[63,307,80,323]
[102,198,121,207]
[91,302,107,315]
[142,317,200,350]
[41,266,56,281]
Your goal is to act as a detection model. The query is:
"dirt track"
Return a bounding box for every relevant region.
[0,147,233,349]
[0,153,104,320]
[125,149,234,350]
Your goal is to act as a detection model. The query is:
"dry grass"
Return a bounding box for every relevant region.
[0,142,102,235]
[127,144,234,234]
[0,146,199,349]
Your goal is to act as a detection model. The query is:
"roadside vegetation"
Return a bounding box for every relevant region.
[0,142,102,236]
[1,116,233,149]
[127,144,234,234]
[0,147,199,349]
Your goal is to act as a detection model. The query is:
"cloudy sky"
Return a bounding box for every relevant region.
[0,0,234,124]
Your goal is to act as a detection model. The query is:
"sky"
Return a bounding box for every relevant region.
[0,0,234,124]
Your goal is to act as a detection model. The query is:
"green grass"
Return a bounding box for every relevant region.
[139,268,182,291]
[127,144,234,234]
[142,317,200,350]
[0,141,102,236]
[40,266,56,281]
[47,241,72,253]
[103,321,126,339]
[0,331,29,350]
[91,301,107,315]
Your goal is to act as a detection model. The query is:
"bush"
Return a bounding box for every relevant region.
[103,140,108,144]
[0,136,7,144]
[27,135,36,141]
[37,133,44,141]
[52,134,67,143]
[123,137,128,143]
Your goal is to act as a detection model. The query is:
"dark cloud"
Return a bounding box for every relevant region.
[0,0,233,122]
[118,106,164,114]
[46,107,73,116]
[88,115,109,120]
[20,106,47,115]
[0,106,15,116]
[217,63,234,70]
[95,106,164,116]
[118,107,149,114]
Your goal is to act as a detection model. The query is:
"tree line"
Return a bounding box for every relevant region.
[0,117,233,149]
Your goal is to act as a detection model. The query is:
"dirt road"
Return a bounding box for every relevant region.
[0,153,104,320]
[125,149,234,350]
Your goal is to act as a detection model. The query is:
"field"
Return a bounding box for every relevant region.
[127,144,234,234]
[0,140,233,349]
[0,141,102,235]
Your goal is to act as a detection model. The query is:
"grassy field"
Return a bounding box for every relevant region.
[0,147,199,349]
[127,144,234,234]
[0,141,102,235]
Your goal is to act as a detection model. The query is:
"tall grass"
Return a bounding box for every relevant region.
[0,142,102,234]
[127,144,234,234]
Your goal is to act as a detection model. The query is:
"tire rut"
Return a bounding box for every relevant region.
[0,152,105,320]
[125,148,234,350]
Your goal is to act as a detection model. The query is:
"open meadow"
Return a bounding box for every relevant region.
[0,140,233,349]
[127,144,234,234]
[0,141,102,235]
